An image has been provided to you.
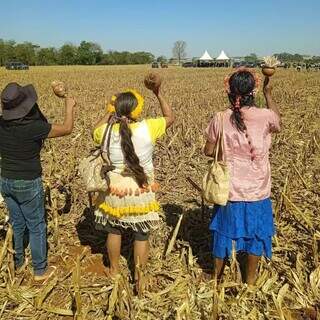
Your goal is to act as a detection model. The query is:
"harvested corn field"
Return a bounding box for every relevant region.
[0,66,319,319]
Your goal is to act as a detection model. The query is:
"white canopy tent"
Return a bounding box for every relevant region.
[216,50,230,61]
[199,50,213,61]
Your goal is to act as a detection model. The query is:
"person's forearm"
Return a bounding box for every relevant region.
[265,94,280,117]
[156,93,174,126]
[157,93,171,117]
[48,97,76,138]
[63,99,75,133]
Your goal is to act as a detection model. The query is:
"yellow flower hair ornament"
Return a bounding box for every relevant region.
[106,95,117,113]
[106,89,144,120]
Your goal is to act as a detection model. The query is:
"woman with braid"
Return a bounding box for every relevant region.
[92,81,174,292]
[204,69,281,285]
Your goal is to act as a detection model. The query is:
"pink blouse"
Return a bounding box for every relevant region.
[205,107,280,202]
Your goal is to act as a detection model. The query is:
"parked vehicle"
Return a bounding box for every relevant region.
[152,62,159,68]
[233,61,258,68]
[182,62,194,68]
[5,61,29,70]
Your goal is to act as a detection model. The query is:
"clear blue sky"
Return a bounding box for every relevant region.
[1,0,319,58]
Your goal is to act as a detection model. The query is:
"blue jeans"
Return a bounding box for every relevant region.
[1,177,47,276]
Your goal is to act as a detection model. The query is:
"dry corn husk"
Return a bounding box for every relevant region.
[263,56,281,68]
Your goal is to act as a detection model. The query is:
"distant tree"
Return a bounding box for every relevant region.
[116,51,131,64]
[91,42,103,64]
[14,42,37,65]
[274,52,304,63]
[101,51,117,65]
[292,53,304,62]
[101,50,154,65]
[157,56,167,63]
[37,48,58,65]
[244,53,258,63]
[310,56,320,63]
[0,39,16,65]
[77,41,103,65]
[59,43,77,65]
[130,52,154,64]
[0,38,155,66]
[172,41,187,65]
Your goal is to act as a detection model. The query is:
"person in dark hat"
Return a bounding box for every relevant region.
[0,82,76,282]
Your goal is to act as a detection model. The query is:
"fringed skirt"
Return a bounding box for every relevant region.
[94,172,161,233]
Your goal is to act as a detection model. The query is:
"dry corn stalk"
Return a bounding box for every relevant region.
[176,300,191,320]
[0,66,319,320]
[211,278,219,320]
[165,213,184,258]
[51,198,59,246]
[72,255,83,320]
[35,277,58,309]
[272,283,289,320]
[0,225,11,269]
[7,226,15,283]
[107,274,121,319]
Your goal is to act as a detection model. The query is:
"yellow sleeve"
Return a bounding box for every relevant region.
[93,124,107,145]
[145,117,166,144]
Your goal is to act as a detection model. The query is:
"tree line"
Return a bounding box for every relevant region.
[274,52,320,63]
[243,52,320,64]
[1,38,318,66]
[0,39,155,66]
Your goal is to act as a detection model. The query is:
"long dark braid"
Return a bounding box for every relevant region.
[228,71,255,132]
[114,92,148,187]
[228,70,257,161]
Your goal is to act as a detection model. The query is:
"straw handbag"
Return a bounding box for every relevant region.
[79,124,114,192]
[202,113,230,205]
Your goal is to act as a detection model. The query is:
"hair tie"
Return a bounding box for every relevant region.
[120,116,129,124]
[113,114,130,124]
[234,96,241,109]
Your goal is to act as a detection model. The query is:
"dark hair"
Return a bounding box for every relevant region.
[228,71,255,132]
[112,92,148,187]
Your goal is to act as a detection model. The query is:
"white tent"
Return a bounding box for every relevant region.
[199,50,213,61]
[216,50,230,60]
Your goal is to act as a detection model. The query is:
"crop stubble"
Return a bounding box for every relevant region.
[0,66,319,319]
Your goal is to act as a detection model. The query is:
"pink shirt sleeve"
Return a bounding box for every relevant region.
[204,114,218,144]
[268,110,281,133]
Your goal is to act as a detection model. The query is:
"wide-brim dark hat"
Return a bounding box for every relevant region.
[1,82,37,120]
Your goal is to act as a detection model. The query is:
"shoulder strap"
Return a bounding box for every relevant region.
[214,112,225,162]
[101,121,114,164]
[105,123,112,161]
[100,124,109,152]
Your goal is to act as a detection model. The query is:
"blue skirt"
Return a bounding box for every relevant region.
[210,198,275,259]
